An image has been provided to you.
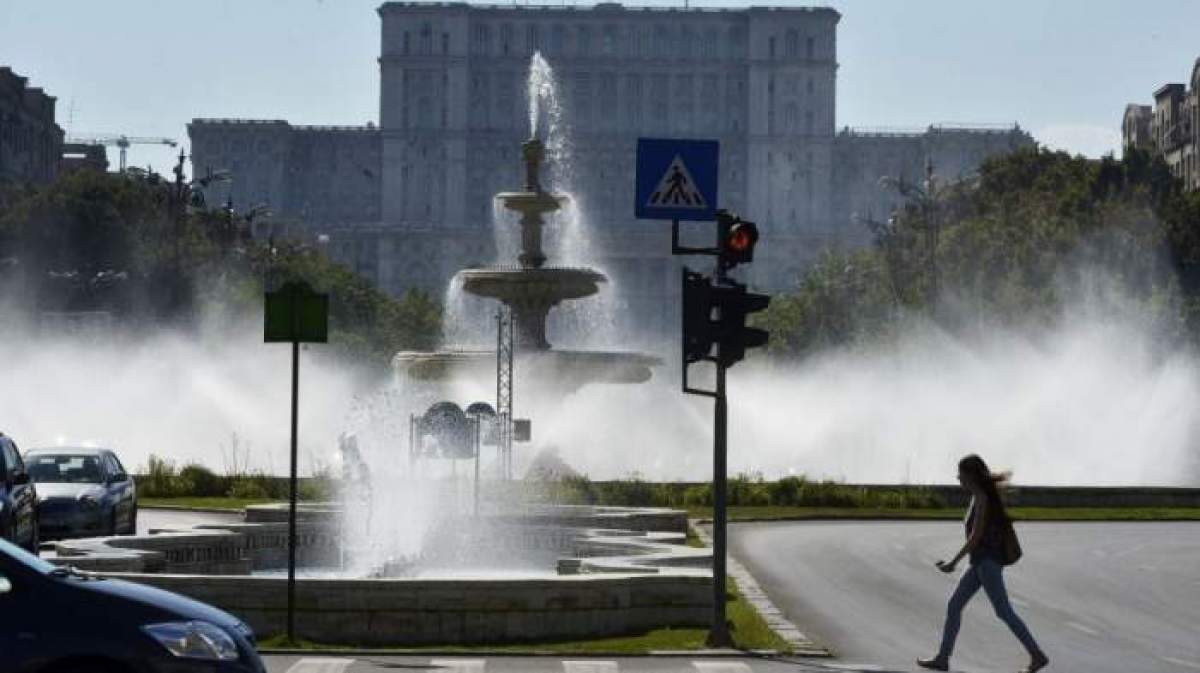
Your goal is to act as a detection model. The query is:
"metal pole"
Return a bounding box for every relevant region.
[473,418,481,518]
[287,339,299,643]
[709,359,730,647]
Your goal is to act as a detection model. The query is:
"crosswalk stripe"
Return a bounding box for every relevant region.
[691,663,753,673]
[562,661,619,673]
[430,659,487,673]
[283,658,355,673]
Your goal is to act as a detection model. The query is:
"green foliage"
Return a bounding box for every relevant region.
[763,147,1200,356]
[539,474,946,510]
[178,463,224,497]
[0,170,442,365]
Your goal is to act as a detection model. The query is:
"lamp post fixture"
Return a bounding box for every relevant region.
[879,156,940,315]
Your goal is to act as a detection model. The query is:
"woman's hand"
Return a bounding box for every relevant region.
[935,560,956,573]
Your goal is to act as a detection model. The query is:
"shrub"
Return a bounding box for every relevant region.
[178,464,226,497]
[227,477,270,501]
[140,454,179,497]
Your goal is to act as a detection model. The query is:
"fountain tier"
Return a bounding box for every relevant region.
[395,135,658,390]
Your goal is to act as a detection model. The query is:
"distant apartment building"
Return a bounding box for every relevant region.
[0,66,63,184]
[189,2,1033,336]
[1124,57,1200,191]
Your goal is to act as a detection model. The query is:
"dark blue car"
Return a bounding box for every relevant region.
[0,433,38,552]
[0,537,266,673]
[25,447,137,539]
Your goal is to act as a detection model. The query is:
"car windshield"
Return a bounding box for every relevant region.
[0,537,56,575]
[26,454,105,484]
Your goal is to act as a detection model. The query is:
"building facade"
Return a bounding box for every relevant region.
[0,66,63,185]
[1123,57,1200,192]
[188,2,1033,338]
[832,124,1034,246]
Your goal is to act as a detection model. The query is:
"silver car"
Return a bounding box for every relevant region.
[25,447,137,539]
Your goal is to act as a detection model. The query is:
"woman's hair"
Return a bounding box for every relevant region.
[959,453,1010,514]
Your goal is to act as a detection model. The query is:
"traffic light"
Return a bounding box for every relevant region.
[717,210,760,271]
[713,281,770,367]
[682,268,716,364]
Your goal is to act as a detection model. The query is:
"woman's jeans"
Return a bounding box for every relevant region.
[937,558,1042,659]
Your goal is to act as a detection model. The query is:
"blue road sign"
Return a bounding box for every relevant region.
[635,138,719,221]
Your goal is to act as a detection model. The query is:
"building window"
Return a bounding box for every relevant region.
[472,24,492,55]
[500,23,513,55]
[654,25,670,59]
[420,22,433,54]
[806,36,815,59]
[577,25,592,56]
[527,24,541,53]
[785,30,799,58]
[551,24,566,54]
[442,32,450,54]
[805,110,814,135]
[403,32,410,55]
[602,25,617,55]
[769,36,776,60]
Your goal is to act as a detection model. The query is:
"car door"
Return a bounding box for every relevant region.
[103,453,133,529]
[1,441,35,547]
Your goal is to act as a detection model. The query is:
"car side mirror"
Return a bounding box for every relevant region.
[12,473,29,486]
[110,473,128,485]
[0,576,11,595]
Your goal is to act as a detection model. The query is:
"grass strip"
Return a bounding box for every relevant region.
[140,496,277,511]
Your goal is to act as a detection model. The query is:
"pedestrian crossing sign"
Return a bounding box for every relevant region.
[635,138,719,221]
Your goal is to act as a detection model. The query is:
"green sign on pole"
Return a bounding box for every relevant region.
[265,281,329,343]
[263,279,328,644]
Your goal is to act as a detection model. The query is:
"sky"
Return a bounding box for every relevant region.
[2,0,1198,176]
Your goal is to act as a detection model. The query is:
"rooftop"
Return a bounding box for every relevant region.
[378,1,838,16]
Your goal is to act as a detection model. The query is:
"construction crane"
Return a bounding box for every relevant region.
[65,134,177,173]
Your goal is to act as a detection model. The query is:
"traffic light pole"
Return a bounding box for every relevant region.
[710,350,731,646]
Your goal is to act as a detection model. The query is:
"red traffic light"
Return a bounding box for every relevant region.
[718,213,759,269]
[726,221,758,254]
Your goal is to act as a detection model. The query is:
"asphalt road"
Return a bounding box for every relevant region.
[730,520,1200,673]
[138,506,242,535]
[260,655,875,673]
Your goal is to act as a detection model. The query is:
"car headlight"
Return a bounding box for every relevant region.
[78,495,99,508]
[141,621,240,661]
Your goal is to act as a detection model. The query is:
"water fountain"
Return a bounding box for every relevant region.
[395,56,657,393]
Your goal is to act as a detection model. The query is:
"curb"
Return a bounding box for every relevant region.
[141,505,248,514]
[691,520,832,658]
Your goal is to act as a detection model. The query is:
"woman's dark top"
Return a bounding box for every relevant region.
[965,495,1005,565]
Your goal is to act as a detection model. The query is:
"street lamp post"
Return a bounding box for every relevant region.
[879,156,940,315]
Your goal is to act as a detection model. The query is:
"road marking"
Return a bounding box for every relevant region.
[431,659,486,673]
[563,661,618,673]
[1065,619,1099,633]
[692,663,754,673]
[820,665,884,672]
[284,658,355,673]
[1160,656,1200,670]
[1065,620,1100,636]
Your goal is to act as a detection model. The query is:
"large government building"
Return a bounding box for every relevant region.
[189,2,1032,338]
[0,66,63,185]
[1123,57,1200,192]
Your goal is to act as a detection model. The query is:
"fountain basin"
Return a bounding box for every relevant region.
[496,190,566,216]
[459,266,606,303]
[45,504,711,645]
[394,348,660,389]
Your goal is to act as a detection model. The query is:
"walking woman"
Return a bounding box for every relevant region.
[919,454,1049,672]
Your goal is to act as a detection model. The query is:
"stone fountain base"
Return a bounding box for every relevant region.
[46,504,710,646]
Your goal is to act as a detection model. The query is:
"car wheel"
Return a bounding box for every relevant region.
[124,507,137,536]
[107,509,119,537]
[26,518,40,555]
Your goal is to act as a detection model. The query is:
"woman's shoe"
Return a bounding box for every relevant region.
[1022,651,1049,672]
[917,656,949,671]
